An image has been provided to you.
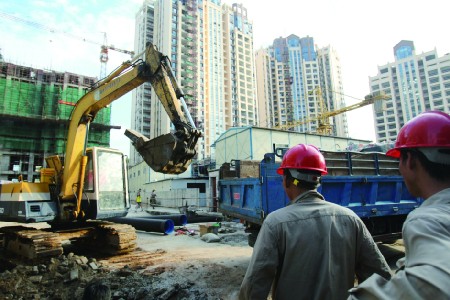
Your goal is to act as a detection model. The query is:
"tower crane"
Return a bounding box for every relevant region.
[274,88,390,135]
[99,32,135,79]
[0,11,134,79]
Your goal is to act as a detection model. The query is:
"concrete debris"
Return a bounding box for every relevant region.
[201,233,221,243]
[88,262,99,270]
[69,268,79,281]
[0,225,253,299]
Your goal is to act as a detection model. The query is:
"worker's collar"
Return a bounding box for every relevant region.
[290,190,324,205]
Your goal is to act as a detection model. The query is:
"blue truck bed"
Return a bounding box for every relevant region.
[218,150,421,243]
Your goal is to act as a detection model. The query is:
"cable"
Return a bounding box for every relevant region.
[0,11,100,46]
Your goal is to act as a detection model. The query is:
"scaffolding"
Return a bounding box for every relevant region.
[0,62,113,182]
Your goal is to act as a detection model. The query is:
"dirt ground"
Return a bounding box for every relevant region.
[0,211,254,300]
[0,209,405,300]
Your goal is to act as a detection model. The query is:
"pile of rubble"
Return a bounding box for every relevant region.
[0,251,212,300]
[0,223,252,299]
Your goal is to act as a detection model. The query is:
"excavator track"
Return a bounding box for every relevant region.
[93,222,138,255]
[0,226,63,260]
[0,222,137,260]
[67,221,137,255]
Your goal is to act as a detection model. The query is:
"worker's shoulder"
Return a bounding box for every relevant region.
[321,201,364,223]
[264,207,359,235]
[269,200,359,223]
[322,200,357,214]
[301,198,357,217]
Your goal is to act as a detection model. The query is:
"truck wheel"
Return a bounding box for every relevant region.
[248,232,258,247]
[381,239,399,245]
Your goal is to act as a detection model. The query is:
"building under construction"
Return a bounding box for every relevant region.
[0,61,113,182]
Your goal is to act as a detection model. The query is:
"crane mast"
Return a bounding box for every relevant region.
[99,32,134,79]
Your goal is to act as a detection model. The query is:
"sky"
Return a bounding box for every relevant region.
[1,0,449,156]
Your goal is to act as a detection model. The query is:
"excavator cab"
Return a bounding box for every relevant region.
[81,147,129,220]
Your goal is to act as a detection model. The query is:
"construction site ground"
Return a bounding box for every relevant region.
[0,206,405,300]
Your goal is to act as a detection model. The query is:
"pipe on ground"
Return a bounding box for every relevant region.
[138,214,188,226]
[108,217,174,234]
[187,215,223,223]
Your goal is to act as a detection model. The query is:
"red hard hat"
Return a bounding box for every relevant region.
[277,144,328,175]
[386,111,450,161]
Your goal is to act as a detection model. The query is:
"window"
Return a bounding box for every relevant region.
[429,77,439,84]
[441,66,450,73]
[428,69,438,76]
[432,92,442,99]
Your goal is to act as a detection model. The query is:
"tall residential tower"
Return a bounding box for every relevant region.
[130,0,155,166]
[256,35,348,136]
[129,0,256,189]
[369,40,450,143]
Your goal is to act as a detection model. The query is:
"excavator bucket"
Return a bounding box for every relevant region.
[125,129,196,174]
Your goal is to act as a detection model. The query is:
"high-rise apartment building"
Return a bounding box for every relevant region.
[222,3,257,128]
[130,0,155,166]
[199,0,223,156]
[129,0,256,186]
[255,48,273,127]
[317,45,347,136]
[370,40,450,143]
[255,35,347,136]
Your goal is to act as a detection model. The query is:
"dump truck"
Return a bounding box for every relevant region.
[218,147,421,247]
[0,42,201,259]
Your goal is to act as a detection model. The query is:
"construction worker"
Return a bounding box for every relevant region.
[150,189,157,209]
[135,189,142,212]
[348,111,450,299]
[239,144,391,300]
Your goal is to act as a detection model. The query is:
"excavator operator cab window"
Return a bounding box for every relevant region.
[97,151,124,193]
[82,148,128,217]
[84,152,94,192]
[95,148,127,211]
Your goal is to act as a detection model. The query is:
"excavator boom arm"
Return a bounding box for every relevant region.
[60,43,201,201]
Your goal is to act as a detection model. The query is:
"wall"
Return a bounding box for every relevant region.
[213,126,371,167]
[130,177,210,210]
[127,160,194,199]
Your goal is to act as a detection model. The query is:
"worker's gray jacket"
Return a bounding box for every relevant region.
[239,190,391,300]
[348,188,450,299]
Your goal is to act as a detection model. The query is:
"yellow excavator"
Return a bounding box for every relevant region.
[0,43,202,259]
